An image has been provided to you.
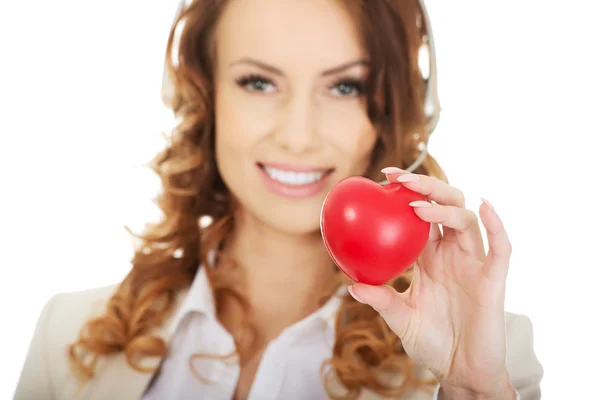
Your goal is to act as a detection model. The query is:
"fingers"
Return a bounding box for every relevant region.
[381,167,484,256]
[409,201,478,232]
[479,199,512,280]
[429,221,442,242]
[348,283,411,337]
[382,167,465,208]
[382,166,408,185]
[410,201,485,257]
[382,167,496,259]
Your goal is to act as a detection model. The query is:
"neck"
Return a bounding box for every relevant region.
[224,209,338,338]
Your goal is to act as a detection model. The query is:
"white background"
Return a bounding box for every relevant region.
[1,1,599,399]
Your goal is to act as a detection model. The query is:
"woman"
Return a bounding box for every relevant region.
[15,0,543,399]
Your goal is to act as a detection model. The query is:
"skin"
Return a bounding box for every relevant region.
[212,0,516,399]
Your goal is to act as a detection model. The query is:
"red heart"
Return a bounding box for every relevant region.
[320,176,431,285]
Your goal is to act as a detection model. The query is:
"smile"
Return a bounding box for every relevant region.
[257,162,334,198]
[263,167,325,186]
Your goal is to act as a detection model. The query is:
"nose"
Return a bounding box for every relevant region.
[273,93,320,154]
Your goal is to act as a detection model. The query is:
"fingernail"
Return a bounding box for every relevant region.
[481,197,495,212]
[397,174,420,183]
[347,285,365,303]
[381,167,405,174]
[409,200,432,208]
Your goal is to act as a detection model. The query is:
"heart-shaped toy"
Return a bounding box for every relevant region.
[320,176,431,285]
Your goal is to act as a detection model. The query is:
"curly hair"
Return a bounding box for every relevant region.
[69,0,448,398]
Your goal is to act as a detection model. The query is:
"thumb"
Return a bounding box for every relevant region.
[348,283,411,337]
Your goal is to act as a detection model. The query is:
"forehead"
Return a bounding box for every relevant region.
[215,0,365,67]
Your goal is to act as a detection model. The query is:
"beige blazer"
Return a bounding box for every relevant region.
[14,284,544,400]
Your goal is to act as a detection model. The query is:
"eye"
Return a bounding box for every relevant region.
[330,79,365,97]
[236,74,276,93]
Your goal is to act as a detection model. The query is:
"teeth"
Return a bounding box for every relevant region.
[264,167,325,185]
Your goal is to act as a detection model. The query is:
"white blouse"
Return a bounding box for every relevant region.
[141,267,518,400]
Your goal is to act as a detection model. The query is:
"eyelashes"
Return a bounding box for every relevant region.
[235,74,276,93]
[330,79,365,97]
[235,74,366,97]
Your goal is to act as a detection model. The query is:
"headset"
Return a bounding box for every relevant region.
[161,0,440,175]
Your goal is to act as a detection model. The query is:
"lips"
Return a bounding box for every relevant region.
[264,167,325,185]
[256,162,335,198]
[257,163,334,185]
[257,162,334,173]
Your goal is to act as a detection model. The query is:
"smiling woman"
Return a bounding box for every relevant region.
[14,0,543,399]
[212,3,380,236]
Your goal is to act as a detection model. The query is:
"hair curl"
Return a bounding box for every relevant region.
[69,0,448,398]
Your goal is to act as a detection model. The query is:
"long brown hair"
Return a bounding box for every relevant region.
[69,0,448,398]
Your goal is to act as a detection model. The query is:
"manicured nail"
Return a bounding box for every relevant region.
[347,285,365,303]
[481,197,495,212]
[409,200,432,208]
[381,167,405,174]
[397,174,420,183]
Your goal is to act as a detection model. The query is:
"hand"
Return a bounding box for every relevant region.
[347,167,516,398]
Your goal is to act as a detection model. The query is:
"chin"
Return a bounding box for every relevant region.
[258,203,324,236]
[223,160,353,236]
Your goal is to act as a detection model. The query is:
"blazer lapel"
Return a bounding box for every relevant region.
[78,287,190,400]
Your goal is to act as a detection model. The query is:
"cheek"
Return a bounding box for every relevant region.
[214,86,248,178]
[215,85,277,154]
[320,101,377,162]
[215,85,272,164]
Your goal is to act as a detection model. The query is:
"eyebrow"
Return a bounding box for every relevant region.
[229,57,369,77]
